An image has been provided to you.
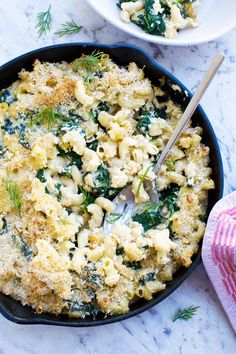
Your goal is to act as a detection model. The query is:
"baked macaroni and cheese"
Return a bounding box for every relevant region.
[118,0,200,39]
[0,51,214,318]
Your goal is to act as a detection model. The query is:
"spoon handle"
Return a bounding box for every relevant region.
[154,53,224,174]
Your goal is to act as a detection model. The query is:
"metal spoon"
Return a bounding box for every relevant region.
[104,53,224,233]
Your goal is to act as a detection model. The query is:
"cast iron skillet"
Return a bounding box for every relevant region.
[0,43,224,326]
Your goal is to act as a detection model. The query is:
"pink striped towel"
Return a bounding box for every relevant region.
[202,191,236,332]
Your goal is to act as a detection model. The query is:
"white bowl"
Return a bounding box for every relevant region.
[86,0,236,46]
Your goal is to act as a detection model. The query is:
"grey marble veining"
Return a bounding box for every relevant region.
[0,1,235,353]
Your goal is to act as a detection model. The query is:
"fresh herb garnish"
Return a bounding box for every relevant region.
[36,5,52,37]
[5,180,22,214]
[172,305,199,322]
[136,164,153,198]
[165,160,175,171]
[73,50,104,73]
[55,21,83,37]
[30,107,64,128]
[80,188,95,212]
[108,203,128,223]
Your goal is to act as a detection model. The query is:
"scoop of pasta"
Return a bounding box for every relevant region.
[103,54,224,233]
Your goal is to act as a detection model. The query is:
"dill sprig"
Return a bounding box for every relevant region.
[5,180,22,214]
[36,5,52,37]
[30,107,63,129]
[165,159,175,171]
[172,305,199,322]
[55,21,83,37]
[136,164,153,197]
[73,50,104,73]
[80,188,95,212]
[108,203,128,224]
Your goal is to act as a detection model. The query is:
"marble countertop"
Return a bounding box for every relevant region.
[0,1,235,353]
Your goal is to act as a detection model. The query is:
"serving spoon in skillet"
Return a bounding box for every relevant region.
[104,53,224,233]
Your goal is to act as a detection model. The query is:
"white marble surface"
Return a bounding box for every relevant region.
[0,1,235,353]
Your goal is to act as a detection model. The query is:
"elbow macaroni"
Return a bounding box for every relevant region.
[0,51,213,319]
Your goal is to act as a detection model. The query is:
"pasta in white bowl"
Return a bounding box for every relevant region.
[87,0,236,46]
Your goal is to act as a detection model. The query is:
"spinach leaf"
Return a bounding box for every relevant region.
[87,274,102,285]
[19,124,30,149]
[57,145,82,170]
[1,118,18,134]
[0,90,15,104]
[133,207,162,231]
[132,184,180,231]
[45,186,50,194]
[69,151,82,169]
[68,247,75,260]
[90,102,110,124]
[155,107,167,120]
[65,207,73,215]
[1,217,8,234]
[136,108,168,135]
[159,78,189,109]
[124,261,142,270]
[93,165,111,197]
[116,248,124,256]
[57,146,82,168]
[69,301,99,318]
[91,165,121,199]
[0,143,4,158]
[139,272,155,285]
[55,183,62,201]
[58,112,85,134]
[80,188,95,212]
[21,241,33,260]
[60,165,72,177]
[132,0,166,36]
[160,185,179,216]
[136,112,151,135]
[87,140,98,151]
[36,169,47,183]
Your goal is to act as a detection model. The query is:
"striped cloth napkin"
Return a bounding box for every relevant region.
[202,191,236,332]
